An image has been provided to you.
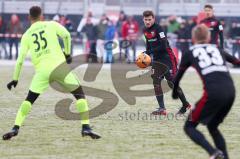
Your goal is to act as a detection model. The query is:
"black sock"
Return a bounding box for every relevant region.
[13,125,20,131]
[154,85,165,109]
[184,121,216,155]
[156,95,165,109]
[82,124,90,129]
[208,126,228,159]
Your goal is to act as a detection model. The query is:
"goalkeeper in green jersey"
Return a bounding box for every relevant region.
[3,6,100,140]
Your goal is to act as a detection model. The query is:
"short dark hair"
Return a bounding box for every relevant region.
[204,4,213,9]
[29,6,42,20]
[143,10,154,18]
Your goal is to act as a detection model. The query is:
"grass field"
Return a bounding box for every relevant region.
[0,64,239,159]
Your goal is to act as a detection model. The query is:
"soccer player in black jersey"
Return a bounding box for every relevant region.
[201,4,224,49]
[172,24,240,159]
[142,10,191,115]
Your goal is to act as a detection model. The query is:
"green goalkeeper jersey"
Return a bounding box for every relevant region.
[13,21,71,80]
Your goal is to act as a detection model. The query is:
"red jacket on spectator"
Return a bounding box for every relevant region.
[121,18,139,41]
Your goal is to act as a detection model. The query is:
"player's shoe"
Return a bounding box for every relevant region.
[209,150,224,159]
[81,125,101,139]
[151,108,167,116]
[2,125,19,140]
[177,104,192,115]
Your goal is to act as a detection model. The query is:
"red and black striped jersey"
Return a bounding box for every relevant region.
[200,17,224,48]
[143,23,172,60]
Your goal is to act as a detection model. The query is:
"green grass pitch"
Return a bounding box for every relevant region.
[0,64,239,159]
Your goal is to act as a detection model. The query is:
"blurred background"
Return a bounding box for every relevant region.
[0,0,240,65]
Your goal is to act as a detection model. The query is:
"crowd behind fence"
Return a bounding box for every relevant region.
[1,11,240,66]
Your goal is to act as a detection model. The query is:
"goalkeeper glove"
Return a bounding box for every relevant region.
[65,54,72,64]
[7,80,18,90]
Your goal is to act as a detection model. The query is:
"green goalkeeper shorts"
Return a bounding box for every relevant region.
[29,70,80,94]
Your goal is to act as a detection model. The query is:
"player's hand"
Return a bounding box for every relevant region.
[172,87,179,99]
[7,80,18,90]
[65,54,72,64]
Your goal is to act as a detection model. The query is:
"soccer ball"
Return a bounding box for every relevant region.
[135,53,151,68]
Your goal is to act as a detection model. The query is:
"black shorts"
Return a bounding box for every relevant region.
[189,87,235,125]
[151,53,178,83]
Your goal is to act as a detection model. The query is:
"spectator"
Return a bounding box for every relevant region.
[159,18,168,34]
[81,18,98,63]
[104,20,116,63]
[167,15,180,33]
[54,14,67,55]
[77,12,98,62]
[96,14,108,63]
[116,11,127,62]
[0,15,8,59]
[64,16,74,55]
[59,15,67,26]
[64,16,74,32]
[187,17,197,37]
[167,16,180,48]
[122,16,139,63]
[7,14,22,60]
[52,14,60,22]
[77,11,99,33]
[230,22,240,59]
[177,21,190,55]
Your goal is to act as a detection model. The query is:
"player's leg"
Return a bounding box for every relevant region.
[151,63,166,115]
[109,50,113,63]
[167,80,191,113]
[132,40,136,62]
[15,39,19,59]
[163,57,191,114]
[91,42,98,63]
[207,96,234,159]
[165,48,191,112]
[9,38,13,59]
[125,46,130,63]
[119,40,123,62]
[153,79,166,115]
[185,95,228,158]
[184,120,217,156]
[1,40,8,59]
[2,91,40,140]
[207,122,228,159]
[71,86,89,125]
[61,72,101,139]
[2,72,49,140]
[71,86,101,139]
[154,84,165,109]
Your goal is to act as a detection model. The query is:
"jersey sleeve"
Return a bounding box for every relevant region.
[157,25,170,51]
[145,25,171,55]
[51,21,71,55]
[142,34,151,55]
[173,52,191,88]
[13,34,29,80]
[221,49,240,66]
[146,40,150,55]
